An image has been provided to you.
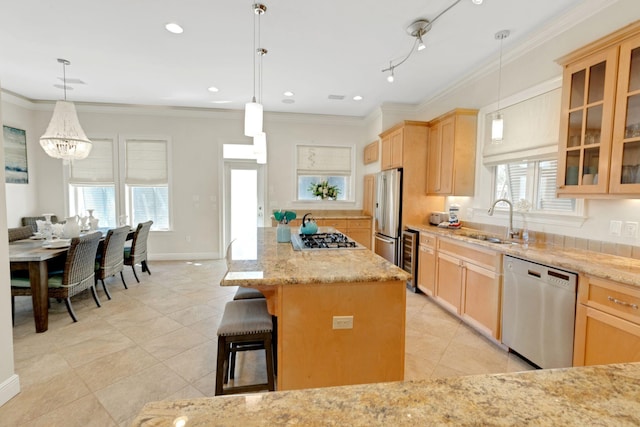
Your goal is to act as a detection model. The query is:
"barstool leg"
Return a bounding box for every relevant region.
[264,333,275,391]
[215,335,227,395]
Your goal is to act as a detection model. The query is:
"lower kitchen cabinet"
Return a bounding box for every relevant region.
[435,237,502,340]
[574,275,640,366]
[347,219,372,249]
[417,233,436,296]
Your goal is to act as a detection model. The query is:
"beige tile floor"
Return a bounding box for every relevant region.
[2,260,534,426]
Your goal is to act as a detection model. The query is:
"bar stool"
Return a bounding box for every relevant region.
[215,299,275,396]
[233,286,265,300]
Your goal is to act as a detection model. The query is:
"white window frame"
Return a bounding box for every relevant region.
[295,144,355,202]
[472,78,586,229]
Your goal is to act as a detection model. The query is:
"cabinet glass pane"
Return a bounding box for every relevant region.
[625,94,640,139]
[565,150,580,185]
[568,110,583,147]
[629,47,640,92]
[587,61,606,103]
[570,69,586,109]
[583,147,600,176]
[621,141,640,184]
[585,105,603,146]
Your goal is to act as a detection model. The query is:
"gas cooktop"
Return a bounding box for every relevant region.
[291,232,364,250]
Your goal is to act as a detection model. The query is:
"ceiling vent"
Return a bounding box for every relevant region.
[328,94,345,100]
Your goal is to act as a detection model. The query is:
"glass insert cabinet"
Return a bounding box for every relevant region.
[558,23,640,197]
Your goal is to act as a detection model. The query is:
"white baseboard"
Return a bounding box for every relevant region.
[148,252,221,261]
[0,374,20,407]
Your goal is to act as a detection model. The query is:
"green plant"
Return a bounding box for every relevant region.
[308,180,339,199]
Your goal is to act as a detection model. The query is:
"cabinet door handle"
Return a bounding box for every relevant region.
[607,296,639,310]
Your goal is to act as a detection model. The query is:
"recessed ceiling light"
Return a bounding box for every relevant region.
[211,100,231,104]
[472,0,483,4]
[208,86,219,93]
[283,91,294,97]
[165,23,184,34]
[282,99,295,104]
[353,95,363,101]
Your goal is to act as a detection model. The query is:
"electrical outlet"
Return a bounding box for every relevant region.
[467,208,474,219]
[624,221,638,238]
[610,220,622,236]
[332,315,353,330]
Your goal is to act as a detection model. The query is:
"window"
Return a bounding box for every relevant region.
[66,136,171,231]
[494,158,575,213]
[296,145,352,201]
[68,138,117,227]
[124,138,170,230]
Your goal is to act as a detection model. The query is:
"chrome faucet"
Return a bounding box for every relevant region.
[488,199,520,240]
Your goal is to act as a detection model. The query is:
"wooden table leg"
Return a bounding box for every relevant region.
[29,261,49,333]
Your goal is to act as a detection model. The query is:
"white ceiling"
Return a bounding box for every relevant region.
[0,0,588,118]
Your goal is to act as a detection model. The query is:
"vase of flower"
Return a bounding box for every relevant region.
[309,180,339,200]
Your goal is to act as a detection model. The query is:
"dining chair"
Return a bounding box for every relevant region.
[8,225,34,242]
[124,220,153,283]
[95,226,130,300]
[21,215,60,233]
[11,232,102,323]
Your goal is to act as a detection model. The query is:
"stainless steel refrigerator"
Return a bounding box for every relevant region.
[374,168,402,265]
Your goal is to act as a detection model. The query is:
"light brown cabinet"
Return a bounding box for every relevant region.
[557,22,640,197]
[363,141,379,165]
[363,174,375,217]
[380,127,404,170]
[435,237,502,339]
[347,218,372,249]
[426,109,478,196]
[573,275,640,366]
[417,233,436,296]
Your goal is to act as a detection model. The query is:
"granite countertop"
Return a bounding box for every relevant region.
[408,224,640,288]
[131,363,640,426]
[221,227,410,287]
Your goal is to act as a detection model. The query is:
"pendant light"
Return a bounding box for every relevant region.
[491,30,510,144]
[244,4,266,137]
[39,58,92,160]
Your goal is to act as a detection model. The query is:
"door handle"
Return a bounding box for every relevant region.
[376,235,394,244]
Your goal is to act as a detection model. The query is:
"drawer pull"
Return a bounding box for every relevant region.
[607,296,639,310]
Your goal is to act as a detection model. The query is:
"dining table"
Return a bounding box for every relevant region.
[9,227,134,333]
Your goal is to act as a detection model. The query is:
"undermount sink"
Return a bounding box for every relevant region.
[464,234,515,245]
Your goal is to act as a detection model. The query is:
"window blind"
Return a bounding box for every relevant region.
[69,138,114,183]
[125,139,168,185]
[297,145,351,175]
[536,160,575,212]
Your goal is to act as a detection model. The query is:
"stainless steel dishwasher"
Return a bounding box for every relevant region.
[502,255,578,369]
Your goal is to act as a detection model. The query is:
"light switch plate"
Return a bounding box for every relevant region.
[610,220,622,236]
[624,221,638,238]
[332,315,353,329]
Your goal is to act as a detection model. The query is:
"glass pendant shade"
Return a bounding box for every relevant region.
[253,131,267,164]
[39,100,92,160]
[244,100,263,137]
[491,113,504,143]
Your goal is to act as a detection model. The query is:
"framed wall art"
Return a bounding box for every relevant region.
[3,125,28,184]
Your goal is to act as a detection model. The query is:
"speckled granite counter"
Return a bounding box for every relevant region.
[132,363,640,426]
[222,227,410,287]
[221,227,409,391]
[407,224,640,288]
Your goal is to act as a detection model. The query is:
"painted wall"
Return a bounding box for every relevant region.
[0,84,20,407]
[4,101,366,259]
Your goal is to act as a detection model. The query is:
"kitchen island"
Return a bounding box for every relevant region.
[132,362,640,426]
[221,227,410,391]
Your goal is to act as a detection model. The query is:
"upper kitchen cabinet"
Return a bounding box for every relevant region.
[610,32,640,194]
[363,141,379,165]
[379,121,428,171]
[557,22,640,197]
[426,109,478,196]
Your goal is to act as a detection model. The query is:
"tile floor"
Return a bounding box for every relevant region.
[2,260,535,426]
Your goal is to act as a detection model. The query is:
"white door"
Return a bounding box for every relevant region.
[223,161,265,257]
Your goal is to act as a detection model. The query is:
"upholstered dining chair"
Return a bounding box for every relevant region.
[124,220,153,283]
[21,215,59,233]
[8,226,34,242]
[95,226,130,300]
[11,232,102,323]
